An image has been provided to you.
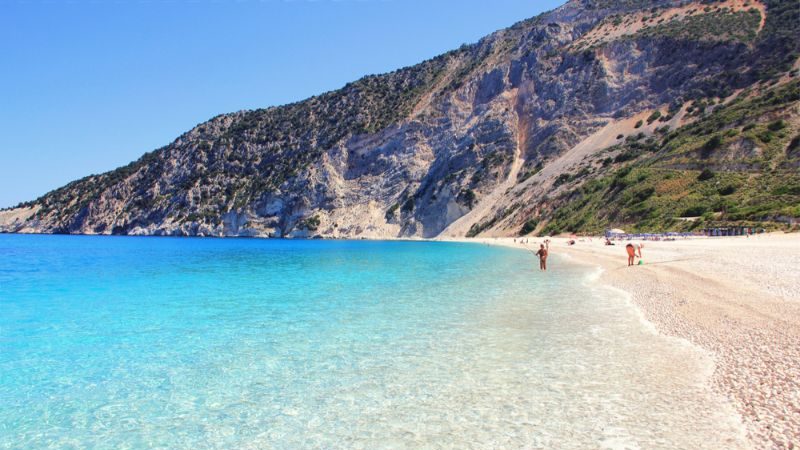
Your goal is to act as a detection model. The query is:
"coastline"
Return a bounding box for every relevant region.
[445,234,800,449]
[2,232,797,447]
[3,232,797,446]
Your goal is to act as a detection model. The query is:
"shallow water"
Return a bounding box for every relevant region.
[0,235,747,449]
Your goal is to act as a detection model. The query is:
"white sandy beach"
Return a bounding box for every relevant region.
[448,233,800,450]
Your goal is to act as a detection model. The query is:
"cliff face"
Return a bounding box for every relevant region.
[2,0,798,237]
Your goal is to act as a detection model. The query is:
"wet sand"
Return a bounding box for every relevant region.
[449,234,800,450]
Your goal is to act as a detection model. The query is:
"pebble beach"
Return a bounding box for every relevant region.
[455,233,800,449]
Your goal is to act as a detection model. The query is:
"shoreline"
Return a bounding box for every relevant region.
[445,234,800,450]
[2,232,797,447]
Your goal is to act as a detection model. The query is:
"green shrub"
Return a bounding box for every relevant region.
[772,184,800,196]
[520,218,539,235]
[697,168,715,181]
[703,135,723,151]
[615,166,632,179]
[541,222,562,236]
[634,120,643,129]
[301,215,321,231]
[461,189,477,208]
[681,205,707,217]
[614,150,639,163]
[788,135,800,154]
[553,173,572,187]
[646,110,662,124]
[767,120,787,131]
[632,186,655,203]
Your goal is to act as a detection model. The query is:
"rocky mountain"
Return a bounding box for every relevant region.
[2,0,798,238]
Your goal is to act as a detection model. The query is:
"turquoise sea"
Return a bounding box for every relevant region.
[0,235,747,449]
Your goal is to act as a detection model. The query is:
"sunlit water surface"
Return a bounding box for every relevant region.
[0,235,747,449]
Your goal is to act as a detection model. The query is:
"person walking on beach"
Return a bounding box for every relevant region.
[625,243,636,266]
[536,244,548,271]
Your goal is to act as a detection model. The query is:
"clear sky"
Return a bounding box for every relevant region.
[0,0,564,208]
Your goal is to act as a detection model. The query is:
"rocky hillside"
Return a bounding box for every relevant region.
[1,0,798,238]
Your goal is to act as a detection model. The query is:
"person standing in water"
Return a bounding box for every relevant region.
[625,243,637,266]
[536,244,548,271]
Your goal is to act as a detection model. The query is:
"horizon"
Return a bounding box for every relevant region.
[0,0,564,208]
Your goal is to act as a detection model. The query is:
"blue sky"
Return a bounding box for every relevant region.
[0,0,564,208]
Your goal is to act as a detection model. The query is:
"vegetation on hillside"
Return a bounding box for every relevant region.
[631,8,762,43]
[3,0,798,237]
[528,81,800,235]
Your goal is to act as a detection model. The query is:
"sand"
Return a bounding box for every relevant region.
[446,233,800,450]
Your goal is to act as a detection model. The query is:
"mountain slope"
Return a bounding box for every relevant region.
[1,0,798,237]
